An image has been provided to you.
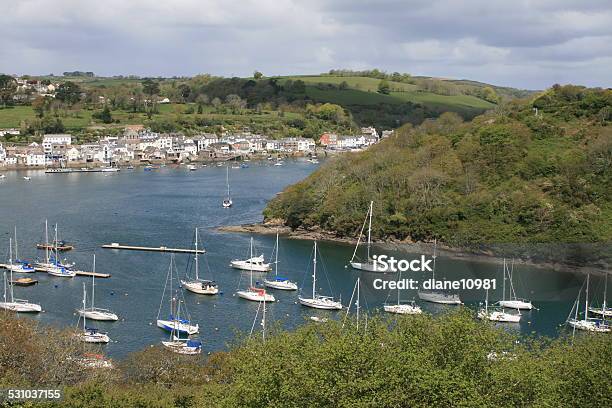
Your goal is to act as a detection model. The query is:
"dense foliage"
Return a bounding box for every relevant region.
[1,310,610,407]
[264,86,612,247]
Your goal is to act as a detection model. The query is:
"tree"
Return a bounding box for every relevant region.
[55,81,82,105]
[142,79,160,118]
[377,79,390,95]
[93,106,113,123]
[0,74,17,107]
[31,96,52,118]
[339,81,349,90]
[253,71,263,80]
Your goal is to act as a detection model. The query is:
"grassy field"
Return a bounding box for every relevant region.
[281,75,495,112]
[0,104,303,131]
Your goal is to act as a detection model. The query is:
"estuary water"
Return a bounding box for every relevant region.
[0,160,605,358]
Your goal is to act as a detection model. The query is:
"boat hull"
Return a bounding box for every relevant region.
[384,304,422,315]
[568,319,611,333]
[263,279,298,291]
[236,290,275,302]
[349,261,379,272]
[78,309,119,321]
[181,280,219,295]
[0,301,42,313]
[298,297,342,310]
[5,265,35,273]
[79,332,110,343]
[230,261,271,272]
[498,300,533,310]
[162,341,201,355]
[588,307,612,318]
[478,310,521,323]
[418,291,462,305]
[156,319,199,335]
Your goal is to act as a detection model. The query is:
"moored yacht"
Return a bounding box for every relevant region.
[299,241,342,310]
[236,238,275,302]
[77,255,119,321]
[181,228,219,295]
[264,232,298,291]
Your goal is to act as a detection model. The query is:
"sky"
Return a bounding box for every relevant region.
[1,0,611,90]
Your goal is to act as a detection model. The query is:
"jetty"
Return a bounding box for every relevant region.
[101,243,205,254]
[0,264,111,278]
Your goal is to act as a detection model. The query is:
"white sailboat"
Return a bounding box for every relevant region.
[36,221,76,277]
[343,278,369,328]
[349,201,377,272]
[161,297,202,355]
[417,239,462,305]
[157,255,199,335]
[588,272,611,318]
[181,228,218,295]
[478,287,521,323]
[222,166,232,208]
[384,270,422,315]
[77,255,118,321]
[5,227,35,273]
[0,241,42,313]
[236,238,275,302]
[498,259,533,310]
[77,283,110,343]
[567,274,610,333]
[230,238,272,272]
[299,241,342,310]
[264,232,298,291]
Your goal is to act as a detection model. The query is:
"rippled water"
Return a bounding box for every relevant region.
[0,161,605,358]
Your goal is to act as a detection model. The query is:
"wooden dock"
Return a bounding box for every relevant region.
[0,264,110,278]
[101,243,204,254]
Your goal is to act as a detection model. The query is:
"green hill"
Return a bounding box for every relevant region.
[264,85,612,247]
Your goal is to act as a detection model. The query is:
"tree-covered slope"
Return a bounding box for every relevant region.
[264,85,612,246]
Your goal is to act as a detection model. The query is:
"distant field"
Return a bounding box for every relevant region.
[0,104,301,131]
[281,75,494,113]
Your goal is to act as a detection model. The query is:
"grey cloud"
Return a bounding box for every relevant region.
[0,0,610,89]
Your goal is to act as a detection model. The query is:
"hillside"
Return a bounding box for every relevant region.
[264,85,612,248]
[0,71,524,139]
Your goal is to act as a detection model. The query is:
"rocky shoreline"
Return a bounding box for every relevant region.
[218,221,610,275]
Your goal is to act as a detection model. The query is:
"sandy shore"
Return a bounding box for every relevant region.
[218,221,610,275]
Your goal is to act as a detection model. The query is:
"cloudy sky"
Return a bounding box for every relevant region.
[1,0,610,89]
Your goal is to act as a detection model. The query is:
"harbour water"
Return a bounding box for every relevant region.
[0,161,606,358]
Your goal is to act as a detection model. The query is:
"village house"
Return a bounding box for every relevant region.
[319,133,338,147]
[381,130,394,138]
[42,134,72,156]
[196,134,219,151]
[0,143,6,162]
[0,128,20,138]
[24,148,46,166]
[66,146,81,162]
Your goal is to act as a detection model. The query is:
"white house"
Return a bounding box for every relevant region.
[0,143,6,161]
[0,128,20,137]
[196,134,219,151]
[25,149,46,166]
[66,146,81,162]
[183,139,197,156]
[381,130,394,138]
[361,126,379,139]
[42,134,72,154]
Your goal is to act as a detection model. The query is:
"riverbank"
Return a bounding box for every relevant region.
[218,221,610,275]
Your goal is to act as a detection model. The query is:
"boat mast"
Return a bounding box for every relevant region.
[8,239,14,303]
[82,282,87,331]
[249,237,254,287]
[432,239,437,282]
[13,226,18,260]
[603,272,608,316]
[366,201,373,261]
[502,259,506,302]
[356,277,360,330]
[54,224,59,265]
[226,166,231,199]
[584,273,590,321]
[312,241,317,299]
[194,228,199,281]
[44,220,49,264]
[262,297,266,341]
[275,232,279,277]
[91,254,96,310]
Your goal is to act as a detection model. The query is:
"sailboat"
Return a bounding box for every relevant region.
[0,240,42,313]
[349,201,377,271]
[156,255,199,335]
[5,227,35,273]
[35,221,76,277]
[222,166,233,208]
[299,241,342,310]
[236,238,276,302]
[384,270,422,315]
[249,296,268,341]
[498,259,533,310]
[181,228,218,295]
[230,238,272,272]
[77,255,118,321]
[187,164,197,171]
[567,274,610,333]
[588,272,611,318]
[343,278,368,328]
[417,239,462,304]
[264,232,298,290]
[77,283,110,343]
[478,287,521,323]
[161,296,202,355]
